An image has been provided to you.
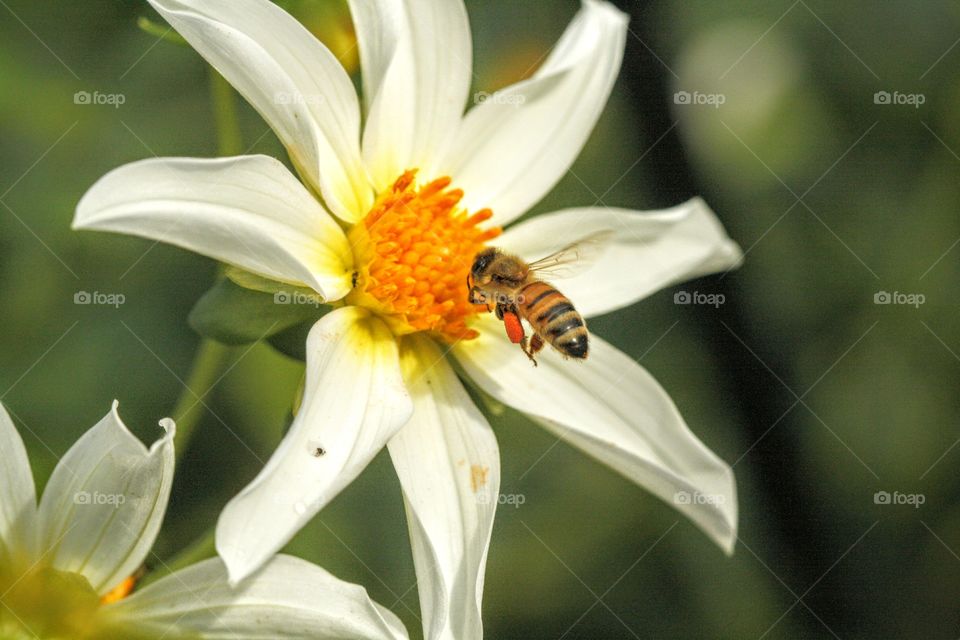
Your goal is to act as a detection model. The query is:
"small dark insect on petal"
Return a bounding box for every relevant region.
[312,447,326,457]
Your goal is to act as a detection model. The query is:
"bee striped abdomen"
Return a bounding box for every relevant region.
[519,282,589,359]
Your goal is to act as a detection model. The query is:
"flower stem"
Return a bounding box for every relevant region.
[147,69,246,580]
[209,68,242,156]
[140,528,216,588]
[167,65,244,459]
[136,16,188,46]
[171,339,232,457]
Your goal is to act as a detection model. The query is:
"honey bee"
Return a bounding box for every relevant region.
[467,233,609,366]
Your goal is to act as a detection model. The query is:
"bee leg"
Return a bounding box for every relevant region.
[529,334,545,356]
[519,336,538,367]
[518,334,544,367]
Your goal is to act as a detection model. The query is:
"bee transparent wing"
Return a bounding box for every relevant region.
[526,230,614,279]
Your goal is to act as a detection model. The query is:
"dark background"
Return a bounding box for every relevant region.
[1,1,958,637]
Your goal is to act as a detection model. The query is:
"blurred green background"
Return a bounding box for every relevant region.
[2,0,959,637]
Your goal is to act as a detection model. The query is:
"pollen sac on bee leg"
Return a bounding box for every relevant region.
[502,311,525,344]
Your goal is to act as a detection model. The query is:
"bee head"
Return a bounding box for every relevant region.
[470,247,499,284]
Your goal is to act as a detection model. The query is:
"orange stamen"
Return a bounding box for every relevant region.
[99,574,138,605]
[347,170,501,342]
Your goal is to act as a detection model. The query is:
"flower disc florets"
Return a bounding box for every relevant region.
[346,170,501,341]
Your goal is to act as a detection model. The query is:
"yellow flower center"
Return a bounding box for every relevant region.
[0,559,144,639]
[346,170,501,342]
[1,564,100,638]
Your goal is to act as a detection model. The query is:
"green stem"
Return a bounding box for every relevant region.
[136,16,188,46]
[140,529,216,588]
[167,65,244,459]
[209,68,242,156]
[171,340,232,457]
[147,62,247,580]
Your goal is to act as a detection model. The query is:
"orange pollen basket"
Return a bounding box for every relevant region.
[346,170,501,342]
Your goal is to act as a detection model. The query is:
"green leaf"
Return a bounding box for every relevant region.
[188,278,327,345]
[266,319,316,361]
[223,266,324,299]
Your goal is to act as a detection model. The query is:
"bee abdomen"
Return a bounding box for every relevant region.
[537,301,576,324]
[559,332,589,359]
[547,314,589,359]
[521,282,589,359]
[519,281,560,312]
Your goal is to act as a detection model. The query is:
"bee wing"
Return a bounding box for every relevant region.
[525,230,614,279]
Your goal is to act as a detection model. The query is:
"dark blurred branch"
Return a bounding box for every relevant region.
[614,0,824,619]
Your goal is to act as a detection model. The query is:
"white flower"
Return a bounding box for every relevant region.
[74,1,744,638]
[0,402,407,639]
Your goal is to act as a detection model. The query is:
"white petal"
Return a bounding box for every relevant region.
[0,403,37,562]
[454,317,738,553]
[354,0,473,190]
[496,198,743,317]
[439,0,628,226]
[104,555,408,639]
[36,402,175,595]
[347,0,404,115]
[147,0,372,221]
[217,307,413,583]
[74,155,354,302]
[387,335,499,640]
